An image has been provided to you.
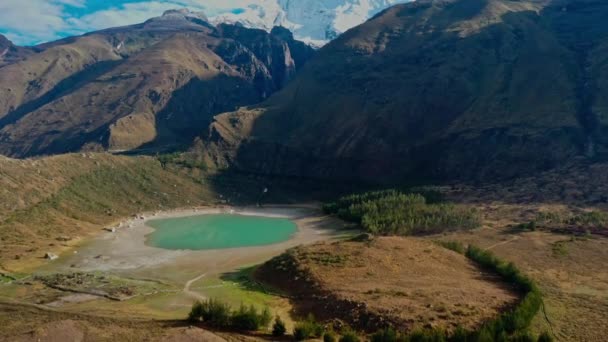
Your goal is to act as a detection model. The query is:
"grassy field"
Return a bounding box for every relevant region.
[434,206,608,341]
[0,153,216,272]
[257,237,519,334]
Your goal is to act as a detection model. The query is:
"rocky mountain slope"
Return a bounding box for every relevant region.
[199,0,608,184]
[0,34,34,68]
[0,10,314,157]
[210,0,410,46]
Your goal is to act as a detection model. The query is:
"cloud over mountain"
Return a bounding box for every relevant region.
[0,0,410,46]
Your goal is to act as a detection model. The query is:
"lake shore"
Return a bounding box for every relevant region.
[45,205,349,281]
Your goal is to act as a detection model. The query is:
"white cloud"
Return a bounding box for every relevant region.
[56,0,86,7]
[0,0,411,46]
[66,2,201,33]
[0,0,72,44]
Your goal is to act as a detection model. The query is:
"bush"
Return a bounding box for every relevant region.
[231,304,263,331]
[294,315,324,340]
[324,190,480,236]
[371,327,399,342]
[339,331,360,342]
[260,307,272,328]
[272,316,287,337]
[294,326,311,341]
[188,299,231,328]
[464,246,542,337]
[407,328,446,341]
[436,241,465,254]
[537,331,554,342]
[187,299,273,332]
[324,332,337,342]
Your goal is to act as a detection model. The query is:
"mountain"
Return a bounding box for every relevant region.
[209,0,411,46]
[198,0,608,184]
[0,34,34,68]
[0,9,314,157]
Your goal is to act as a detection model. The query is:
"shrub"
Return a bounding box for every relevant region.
[188,299,231,328]
[508,331,536,342]
[260,307,273,328]
[187,299,273,332]
[464,246,542,337]
[294,315,324,340]
[407,328,446,342]
[294,326,311,341]
[567,211,608,227]
[450,326,469,342]
[339,331,360,342]
[324,332,337,342]
[188,301,205,323]
[272,316,287,337]
[371,327,398,342]
[516,221,537,232]
[436,241,465,254]
[537,331,554,342]
[231,304,262,331]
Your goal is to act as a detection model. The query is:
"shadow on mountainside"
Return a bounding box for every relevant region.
[202,0,608,189]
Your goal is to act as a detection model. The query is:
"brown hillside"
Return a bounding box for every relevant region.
[0,10,314,157]
[199,0,608,183]
[257,237,518,333]
[0,153,215,271]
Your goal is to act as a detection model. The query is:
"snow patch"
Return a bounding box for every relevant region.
[209,0,411,46]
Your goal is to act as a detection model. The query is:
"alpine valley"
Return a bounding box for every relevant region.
[1,1,608,341]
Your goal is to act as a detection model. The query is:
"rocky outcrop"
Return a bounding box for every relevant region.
[0,11,314,157]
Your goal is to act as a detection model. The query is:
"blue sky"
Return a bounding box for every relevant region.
[0,0,251,46]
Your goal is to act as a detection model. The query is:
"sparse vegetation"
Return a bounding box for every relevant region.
[371,327,400,342]
[551,241,569,257]
[339,330,360,342]
[294,314,324,341]
[157,152,207,170]
[187,298,272,332]
[536,211,608,231]
[367,244,542,341]
[435,241,466,254]
[323,190,480,236]
[0,154,213,265]
[272,316,287,337]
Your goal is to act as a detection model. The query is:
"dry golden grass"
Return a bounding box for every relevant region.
[435,212,608,341]
[258,237,518,333]
[0,302,240,342]
[0,153,215,272]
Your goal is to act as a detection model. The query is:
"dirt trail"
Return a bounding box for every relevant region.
[485,236,520,251]
[183,273,207,301]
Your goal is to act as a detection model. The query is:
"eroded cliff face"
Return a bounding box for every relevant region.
[0,10,314,157]
[197,0,608,184]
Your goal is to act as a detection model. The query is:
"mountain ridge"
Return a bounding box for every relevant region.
[0,11,314,157]
[195,0,608,183]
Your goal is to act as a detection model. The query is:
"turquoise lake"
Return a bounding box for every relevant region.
[146,214,297,250]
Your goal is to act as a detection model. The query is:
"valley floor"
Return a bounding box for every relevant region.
[0,206,350,340]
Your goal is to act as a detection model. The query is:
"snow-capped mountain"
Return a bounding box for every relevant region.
[209,0,411,47]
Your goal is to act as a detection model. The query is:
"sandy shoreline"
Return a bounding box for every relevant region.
[48,205,348,281]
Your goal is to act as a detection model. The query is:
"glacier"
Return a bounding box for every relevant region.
[209,0,412,47]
